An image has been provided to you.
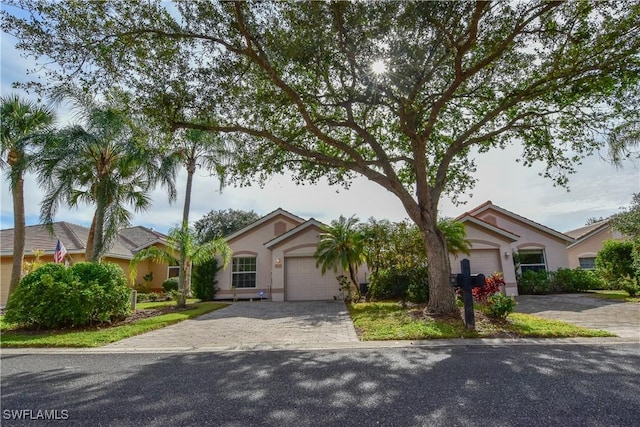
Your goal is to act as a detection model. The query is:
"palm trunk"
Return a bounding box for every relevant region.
[8,170,26,297]
[91,196,107,262]
[85,213,97,261]
[177,161,195,308]
[348,263,361,300]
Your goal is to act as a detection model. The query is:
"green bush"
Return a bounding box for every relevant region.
[192,258,220,301]
[619,276,640,297]
[486,293,517,319]
[596,240,634,289]
[549,268,604,293]
[4,262,131,328]
[368,266,429,303]
[517,270,550,294]
[162,277,179,292]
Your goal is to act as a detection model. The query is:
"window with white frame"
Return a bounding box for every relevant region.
[578,257,596,270]
[232,257,257,288]
[167,266,180,279]
[518,249,547,273]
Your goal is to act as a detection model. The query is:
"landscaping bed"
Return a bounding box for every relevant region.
[0,301,228,348]
[348,301,615,341]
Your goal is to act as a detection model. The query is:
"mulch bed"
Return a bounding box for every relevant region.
[408,304,519,338]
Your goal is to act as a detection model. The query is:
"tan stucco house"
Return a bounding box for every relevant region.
[451,201,575,296]
[216,208,364,302]
[565,219,627,270]
[0,222,173,305]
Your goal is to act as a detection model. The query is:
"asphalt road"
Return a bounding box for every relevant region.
[2,344,639,426]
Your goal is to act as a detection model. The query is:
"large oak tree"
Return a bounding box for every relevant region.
[3,1,638,314]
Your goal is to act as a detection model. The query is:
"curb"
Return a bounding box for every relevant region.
[2,336,638,355]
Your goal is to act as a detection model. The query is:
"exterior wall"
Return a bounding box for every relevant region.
[567,227,625,269]
[129,243,174,292]
[450,223,518,296]
[216,215,302,301]
[475,210,571,272]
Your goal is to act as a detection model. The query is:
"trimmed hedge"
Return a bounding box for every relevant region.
[518,268,604,295]
[368,266,429,303]
[4,262,131,328]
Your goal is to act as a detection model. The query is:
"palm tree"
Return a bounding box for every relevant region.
[437,218,471,256]
[130,225,232,307]
[1,94,55,296]
[314,215,365,299]
[170,128,229,297]
[38,91,176,261]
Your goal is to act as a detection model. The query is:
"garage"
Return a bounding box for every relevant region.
[285,257,341,301]
[467,249,502,276]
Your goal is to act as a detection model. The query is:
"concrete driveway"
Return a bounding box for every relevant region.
[102,300,359,351]
[515,294,640,340]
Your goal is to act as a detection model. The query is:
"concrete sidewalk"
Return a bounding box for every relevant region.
[101,300,359,351]
[515,294,640,340]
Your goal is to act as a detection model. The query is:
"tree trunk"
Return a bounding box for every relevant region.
[8,170,26,297]
[85,213,97,261]
[177,161,195,308]
[347,263,361,300]
[418,216,458,315]
[91,195,107,262]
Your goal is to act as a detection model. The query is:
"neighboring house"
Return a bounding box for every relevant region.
[216,208,365,302]
[565,219,626,270]
[452,201,574,296]
[0,222,172,305]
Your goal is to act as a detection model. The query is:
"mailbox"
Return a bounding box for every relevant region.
[454,273,485,290]
[472,274,486,288]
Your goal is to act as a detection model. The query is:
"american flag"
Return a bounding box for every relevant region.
[54,239,67,263]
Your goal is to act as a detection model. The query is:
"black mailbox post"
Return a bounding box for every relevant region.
[453,259,485,329]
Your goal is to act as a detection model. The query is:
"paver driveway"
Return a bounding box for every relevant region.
[102,300,358,351]
[515,294,640,340]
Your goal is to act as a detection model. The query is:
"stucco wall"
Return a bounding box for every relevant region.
[475,210,571,271]
[567,227,625,269]
[216,215,302,301]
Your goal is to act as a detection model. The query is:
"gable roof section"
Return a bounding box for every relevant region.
[264,219,325,249]
[566,219,611,249]
[225,208,306,242]
[119,226,169,252]
[0,222,168,259]
[461,200,574,243]
[564,219,610,240]
[457,215,520,242]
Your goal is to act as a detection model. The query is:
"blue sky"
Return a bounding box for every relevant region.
[1,25,638,236]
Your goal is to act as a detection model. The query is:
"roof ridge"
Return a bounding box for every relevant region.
[59,221,85,249]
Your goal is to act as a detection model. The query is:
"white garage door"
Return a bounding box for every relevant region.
[285,257,340,301]
[468,249,501,276]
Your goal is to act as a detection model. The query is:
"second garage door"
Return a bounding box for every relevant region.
[285,257,341,301]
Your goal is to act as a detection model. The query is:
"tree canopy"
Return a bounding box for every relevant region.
[194,208,261,243]
[4,0,639,314]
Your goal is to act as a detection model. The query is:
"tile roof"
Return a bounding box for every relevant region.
[0,222,167,259]
[564,219,610,240]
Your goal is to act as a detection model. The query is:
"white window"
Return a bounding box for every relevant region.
[167,266,180,279]
[519,249,547,273]
[579,257,596,270]
[232,257,257,288]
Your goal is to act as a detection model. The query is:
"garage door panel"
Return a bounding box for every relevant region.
[286,257,339,301]
[469,249,501,275]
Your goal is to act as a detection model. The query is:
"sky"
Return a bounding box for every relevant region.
[1,26,638,237]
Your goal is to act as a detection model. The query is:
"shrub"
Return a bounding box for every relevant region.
[473,272,504,302]
[4,262,131,328]
[549,268,604,293]
[486,293,517,319]
[517,270,550,294]
[162,277,179,292]
[596,240,634,288]
[191,258,220,301]
[368,266,429,303]
[619,276,640,297]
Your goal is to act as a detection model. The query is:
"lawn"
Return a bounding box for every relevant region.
[348,302,615,341]
[0,300,228,348]
[585,290,640,303]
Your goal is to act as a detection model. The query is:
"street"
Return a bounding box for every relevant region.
[2,343,639,426]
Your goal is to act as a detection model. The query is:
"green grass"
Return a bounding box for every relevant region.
[348,302,615,341]
[585,290,640,303]
[136,298,199,309]
[0,301,228,348]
